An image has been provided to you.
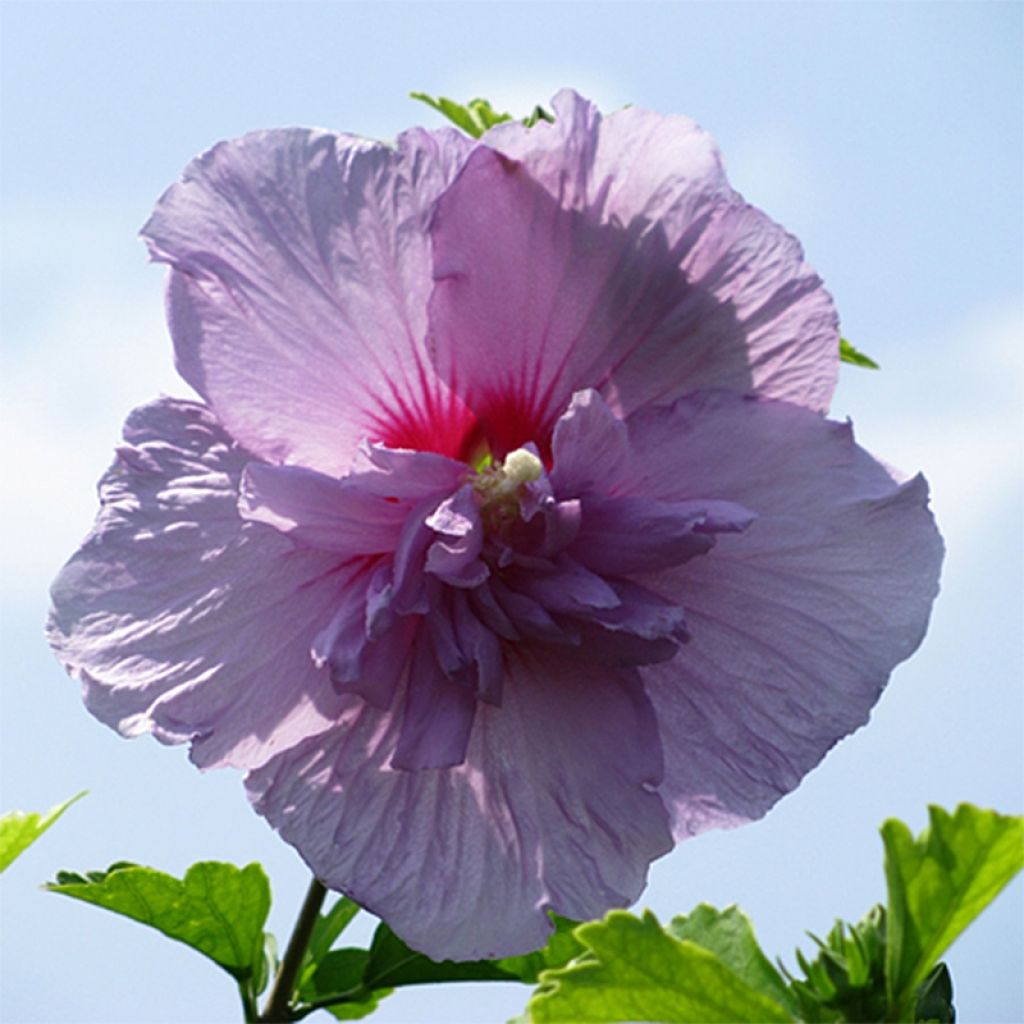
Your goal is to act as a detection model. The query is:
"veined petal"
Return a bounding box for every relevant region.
[624,391,944,837]
[144,127,477,473]
[239,463,407,555]
[47,399,347,771]
[246,648,671,960]
[429,90,837,449]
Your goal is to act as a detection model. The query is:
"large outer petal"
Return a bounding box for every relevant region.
[47,398,348,771]
[428,90,837,447]
[246,649,672,960]
[142,127,476,473]
[623,392,943,837]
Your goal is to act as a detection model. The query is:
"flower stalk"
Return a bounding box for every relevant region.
[259,877,327,1023]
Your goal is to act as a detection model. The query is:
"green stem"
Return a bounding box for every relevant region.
[239,979,260,1023]
[259,877,328,1023]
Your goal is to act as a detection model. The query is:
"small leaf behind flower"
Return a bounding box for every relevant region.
[299,947,389,1020]
[46,860,270,983]
[364,922,518,988]
[523,105,555,128]
[839,337,880,369]
[498,915,585,983]
[410,93,511,138]
[0,791,86,873]
[296,913,582,1018]
[528,909,793,1023]
[411,92,553,137]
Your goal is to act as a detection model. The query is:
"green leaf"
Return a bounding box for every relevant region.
[0,791,86,873]
[410,93,512,138]
[411,92,553,138]
[668,904,797,1015]
[498,915,585,983]
[839,336,880,369]
[360,914,583,992]
[523,105,555,128]
[46,861,271,983]
[297,894,361,992]
[883,804,1024,1018]
[786,906,888,1023]
[529,910,793,1023]
[308,896,361,963]
[298,948,390,1020]
[364,923,518,988]
[913,962,954,1023]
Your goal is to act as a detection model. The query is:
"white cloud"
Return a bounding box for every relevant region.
[724,125,821,222]
[2,275,190,585]
[832,302,1024,553]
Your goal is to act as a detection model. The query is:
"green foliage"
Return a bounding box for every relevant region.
[523,105,556,128]
[668,904,797,1015]
[521,804,1020,1023]
[882,804,1023,1020]
[786,906,889,1023]
[839,336,880,369]
[0,791,85,872]
[410,92,553,138]
[33,803,1019,1023]
[291,914,582,1019]
[303,896,361,980]
[913,963,955,1024]
[528,910,793,1023]
[364,922,519,987]
[46,861,270,985]
[298,948,389,1020]
[498,915,585,983]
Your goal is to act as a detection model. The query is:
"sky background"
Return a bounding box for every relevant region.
[1,2,1021,1022]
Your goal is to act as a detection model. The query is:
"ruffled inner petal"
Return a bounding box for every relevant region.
[393,631,477,770]
[570,493,755,576]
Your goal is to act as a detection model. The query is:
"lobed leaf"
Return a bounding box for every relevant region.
[882,804,1023,1017]
[668,904,798,1015]
[0,791,86,873]
[46,860,270,983]
[528,909,793,1023]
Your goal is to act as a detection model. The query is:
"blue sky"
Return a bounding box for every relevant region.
[1,3,1021,1022]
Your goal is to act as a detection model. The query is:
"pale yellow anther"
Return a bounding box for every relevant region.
[473,448,543,519]
[497,448,543,492]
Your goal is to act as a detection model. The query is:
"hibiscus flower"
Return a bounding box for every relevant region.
[48,91,943,960]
